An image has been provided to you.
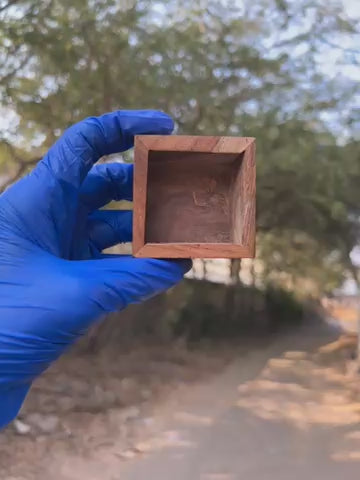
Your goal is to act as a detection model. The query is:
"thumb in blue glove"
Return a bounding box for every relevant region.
[0,110,190,428]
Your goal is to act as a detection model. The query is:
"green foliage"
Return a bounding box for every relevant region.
[265,285,304,329]
[173,280,268,342]
[0,0,359,298]
[259,230,346,297]
[123,279,303,343]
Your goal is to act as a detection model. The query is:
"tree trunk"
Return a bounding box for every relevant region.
[230,259,241,285]
[250,259,256,287]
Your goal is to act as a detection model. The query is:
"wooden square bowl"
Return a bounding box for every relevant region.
[133,135,256,258]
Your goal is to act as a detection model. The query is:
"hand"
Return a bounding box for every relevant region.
[0,110,190,428]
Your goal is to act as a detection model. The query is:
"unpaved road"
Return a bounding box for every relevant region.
[3,319,360,479]
[115,322,360,480]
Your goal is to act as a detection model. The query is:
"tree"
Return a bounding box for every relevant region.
[0,0,359,306]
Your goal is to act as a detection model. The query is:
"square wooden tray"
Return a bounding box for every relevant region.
[133,135,256,258]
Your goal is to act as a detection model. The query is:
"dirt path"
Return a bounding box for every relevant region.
[114,321,360,480]
[3,319,360,479]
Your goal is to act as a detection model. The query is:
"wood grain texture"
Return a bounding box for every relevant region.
[135,243,255,259]
[240,140,256,254]
[132,137,148,255]
[137,135,254,154]
[133,135,256,259]
[145,151,239,244]
[230,153,244,245]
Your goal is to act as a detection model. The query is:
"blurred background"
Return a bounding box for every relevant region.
[0,1,360,479]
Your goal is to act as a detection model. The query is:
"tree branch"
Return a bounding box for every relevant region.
[0,140,40,192]
[0,55,32,87]
[319,36,360,56]
[0,0,20,13]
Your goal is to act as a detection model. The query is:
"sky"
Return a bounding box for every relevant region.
[320,0,359,81]
[342,0,359,17]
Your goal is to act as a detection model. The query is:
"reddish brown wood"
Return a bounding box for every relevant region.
[133,135,256,259]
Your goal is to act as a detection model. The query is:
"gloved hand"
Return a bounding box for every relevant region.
[0,110,190,428]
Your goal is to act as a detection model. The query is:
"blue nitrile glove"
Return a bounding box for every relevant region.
[0,110,190,428]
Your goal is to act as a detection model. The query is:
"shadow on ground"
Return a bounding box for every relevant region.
[1,318,359,480]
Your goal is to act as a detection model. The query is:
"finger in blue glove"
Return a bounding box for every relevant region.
[0,110,191,428]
